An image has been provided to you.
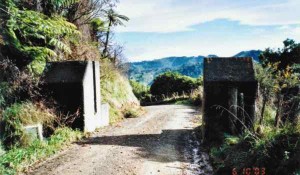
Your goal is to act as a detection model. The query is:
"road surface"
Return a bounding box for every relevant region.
[28,105,213,175]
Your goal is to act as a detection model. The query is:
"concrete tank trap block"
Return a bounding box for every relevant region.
[101,103,110,126]
[23,124,43,141]
[203,57,258,142]
[43,61,108,132]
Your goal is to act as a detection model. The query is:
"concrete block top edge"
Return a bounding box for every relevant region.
[203,57,256,82]
[42,61,99,83]
[204,57,253,61]
[46,60,99,64]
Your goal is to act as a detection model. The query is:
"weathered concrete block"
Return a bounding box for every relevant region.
[23,124,43,141]
[100,103,110,127]
[203,57,258,142]
[42,61,105,132]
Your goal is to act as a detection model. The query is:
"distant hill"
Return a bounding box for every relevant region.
[233,50,262,62]
[128,50,262,85]
[128,56,205,85]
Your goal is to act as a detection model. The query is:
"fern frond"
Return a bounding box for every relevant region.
[3,2,80,75]
[50,0,79,8]
[48,38,71,54]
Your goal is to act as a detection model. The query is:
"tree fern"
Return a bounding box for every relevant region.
[50,0,79,8]
[42,0,80,16]
[2,2,80,75]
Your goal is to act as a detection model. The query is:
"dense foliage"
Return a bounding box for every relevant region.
[129,80,150,101]
[260,39,300,70]
[150,71,201,97]
[259,39,300,127]
[1,0,80,75]
[211,125,300,175]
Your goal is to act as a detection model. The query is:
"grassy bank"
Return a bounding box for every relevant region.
[0,128,82,175]
[100,59,142,123]
[209,106,300,175]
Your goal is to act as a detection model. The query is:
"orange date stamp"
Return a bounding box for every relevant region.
[232,167,266,175]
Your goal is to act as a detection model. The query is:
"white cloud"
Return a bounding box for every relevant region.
[114,0,300,61]
[119,24,300,61]
[277,26,300,40]
[116,0,300,33]
[123,39,279,62]
[291,27,300,35]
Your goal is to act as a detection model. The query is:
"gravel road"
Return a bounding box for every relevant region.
[27,105,213,175]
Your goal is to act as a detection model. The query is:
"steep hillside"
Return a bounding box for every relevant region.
[129,50,262,85]
[101,60,140,123]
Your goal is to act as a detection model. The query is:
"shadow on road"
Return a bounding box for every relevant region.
[76,128,200,164]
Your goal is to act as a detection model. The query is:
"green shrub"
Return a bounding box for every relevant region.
[189,87,203,105]
[129,80,150,101]
[47,127,82,148]
[196,76,203,86]
[224,134,240,145]
[90,18,105,32]
[211,124,300,174]
[150,71,200,97]
[0,127,82,175]
[264,105,276,126]
[0,82,13,109]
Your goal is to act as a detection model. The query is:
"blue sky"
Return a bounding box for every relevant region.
[114,0,300,62]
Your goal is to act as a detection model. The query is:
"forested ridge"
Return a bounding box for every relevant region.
[128,50,261,85]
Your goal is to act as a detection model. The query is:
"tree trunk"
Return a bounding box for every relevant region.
[259,95,267,125]
[103,20,112,58]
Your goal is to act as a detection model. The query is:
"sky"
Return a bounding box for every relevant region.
[114,0,300,62]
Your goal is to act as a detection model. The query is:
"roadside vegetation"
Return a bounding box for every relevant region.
[0,128,82,174]
[130,71,203,106]
[209,39,300,175]
[0,0,139,174]
[101,59,141,123]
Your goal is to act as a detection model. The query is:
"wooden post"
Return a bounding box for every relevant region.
[237,93,245,133]
[228,87,238,134]
[244,95,256,131]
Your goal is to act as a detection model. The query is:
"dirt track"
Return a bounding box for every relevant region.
[28,105,213,175]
